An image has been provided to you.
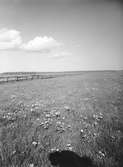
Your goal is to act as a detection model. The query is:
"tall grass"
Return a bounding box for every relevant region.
[0,101,123,167]
[0,103,53,167]
[76,115,123,167]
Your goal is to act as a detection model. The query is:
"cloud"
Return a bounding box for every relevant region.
[52,51,72,58]
[59,51,72,56]
[0,28,22,50]
[21,36,62,52]
[0,28,62,53]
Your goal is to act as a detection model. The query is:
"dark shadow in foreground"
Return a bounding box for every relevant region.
[48,150,97,167]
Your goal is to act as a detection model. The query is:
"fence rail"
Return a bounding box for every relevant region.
[0,74,55,83]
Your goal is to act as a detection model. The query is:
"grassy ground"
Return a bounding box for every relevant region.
[0,71,123,167]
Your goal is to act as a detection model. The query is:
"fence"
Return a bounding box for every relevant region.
[0,74,55,83]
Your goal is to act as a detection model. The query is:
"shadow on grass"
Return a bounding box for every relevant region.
[48,150,97,167]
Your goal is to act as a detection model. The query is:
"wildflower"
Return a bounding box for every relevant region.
[64,106,70,111]
[51,148,59,152]
[55,111,60,117]
[32,141,38,147]
[98,151,105,157]
[45,114,51,118]
[29,164,34,167]
[67,125,71,128]
[66,144,73,150]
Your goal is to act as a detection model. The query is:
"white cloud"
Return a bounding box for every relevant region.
[52,51,72,57]
[21,36,62,52]
[0,28,62,53]
[0,28,22,50]
[60,51,72,56]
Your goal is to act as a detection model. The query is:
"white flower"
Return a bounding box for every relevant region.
[98,151,105,157]
[29,164,34,167]
[64,106,70,111]
[80,129,84,133]
[32,141,38,146]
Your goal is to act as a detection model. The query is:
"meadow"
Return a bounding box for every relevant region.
[0,71,123,167]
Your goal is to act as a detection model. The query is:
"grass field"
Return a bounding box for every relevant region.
[0,71,123,167]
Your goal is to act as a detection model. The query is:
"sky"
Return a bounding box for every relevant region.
[0,0,122,72]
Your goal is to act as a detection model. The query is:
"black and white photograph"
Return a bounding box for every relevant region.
[0,0,122,166]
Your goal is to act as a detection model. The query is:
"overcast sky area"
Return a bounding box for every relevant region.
[0,0,122,72]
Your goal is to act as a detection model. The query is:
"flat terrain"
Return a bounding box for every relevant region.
[0,71,123,167]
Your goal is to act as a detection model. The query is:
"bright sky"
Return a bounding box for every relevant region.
[0,0,122,72]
